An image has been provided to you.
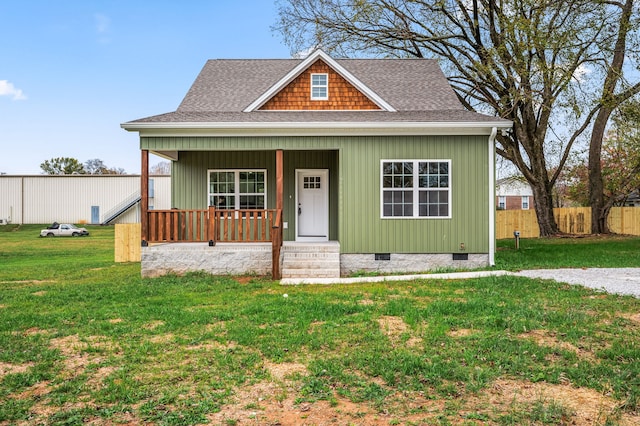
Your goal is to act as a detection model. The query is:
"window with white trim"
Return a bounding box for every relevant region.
[521,196,529,210]
[498,196,506,210]
[208,170,266,210]
[310,73,328,100]
[381,160,451,218]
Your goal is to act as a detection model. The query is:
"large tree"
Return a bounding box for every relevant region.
[40,157,86,175]
[587,0,640,233]
[274,0,636,236]
[570,101,640,214]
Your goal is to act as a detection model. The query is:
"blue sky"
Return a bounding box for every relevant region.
[1,1,291,174]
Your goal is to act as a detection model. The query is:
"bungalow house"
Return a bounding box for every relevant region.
[122,50,512,279]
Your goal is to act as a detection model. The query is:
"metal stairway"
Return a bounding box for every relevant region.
[101,192,141,225]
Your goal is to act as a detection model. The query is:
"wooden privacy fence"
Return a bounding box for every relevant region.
[496,207,640,239]
[115,223,141,262]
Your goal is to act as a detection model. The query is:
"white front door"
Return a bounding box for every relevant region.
[296,169,329,241]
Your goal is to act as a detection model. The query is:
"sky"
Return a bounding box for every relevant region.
[1,1,291,175]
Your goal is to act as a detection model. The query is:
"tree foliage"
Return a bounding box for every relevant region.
[150,161,171,175]
[84,158,126,175]
[569,101,640,209]
[274,0,640,235]
[40,157,126,175]
[40,157,86,175]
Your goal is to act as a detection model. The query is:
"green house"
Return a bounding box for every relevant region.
[122,50,511,280]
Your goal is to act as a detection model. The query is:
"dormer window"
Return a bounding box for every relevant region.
[311,73,328,100]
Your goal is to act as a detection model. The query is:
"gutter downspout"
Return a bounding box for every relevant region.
[488,127,497,266]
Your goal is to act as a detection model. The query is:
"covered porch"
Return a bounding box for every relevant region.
[139,148,340,279]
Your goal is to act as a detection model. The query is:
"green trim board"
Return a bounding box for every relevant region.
[157,135,489,254]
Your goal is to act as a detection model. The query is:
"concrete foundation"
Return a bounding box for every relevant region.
[340,253,489,276]
[141,242,489,279]
[141,242,272,278]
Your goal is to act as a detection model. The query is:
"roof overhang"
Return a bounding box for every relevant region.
[121,120,512,138]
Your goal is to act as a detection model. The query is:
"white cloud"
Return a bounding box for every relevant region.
[0,80,27,100]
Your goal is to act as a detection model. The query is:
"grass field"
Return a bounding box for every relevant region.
[1,224,639,425]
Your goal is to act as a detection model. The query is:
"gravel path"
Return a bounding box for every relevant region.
[514,268,640,298]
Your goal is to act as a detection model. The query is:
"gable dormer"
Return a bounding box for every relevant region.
[244,50,395,112]
[259,59,381,111]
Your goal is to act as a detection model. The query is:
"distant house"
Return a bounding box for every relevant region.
[622,190,640,207]
[122,49,511,279]
[496,177,533,210]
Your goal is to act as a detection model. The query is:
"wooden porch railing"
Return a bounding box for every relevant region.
[145,207,283,279]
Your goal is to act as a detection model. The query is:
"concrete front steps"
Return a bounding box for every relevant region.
[281,241,341,279]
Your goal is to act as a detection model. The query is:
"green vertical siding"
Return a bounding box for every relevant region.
[144,134,489,253]
[171,149,338,242]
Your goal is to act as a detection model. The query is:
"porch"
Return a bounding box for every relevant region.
[138,148,341,279]
[141,207,284,279]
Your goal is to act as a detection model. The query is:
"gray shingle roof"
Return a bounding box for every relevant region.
[131,110,503,124]
[126,54,509,126]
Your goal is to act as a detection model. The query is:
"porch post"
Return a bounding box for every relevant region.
[276,149,283,212]
[273,149,284,280]
[141,149,149,246]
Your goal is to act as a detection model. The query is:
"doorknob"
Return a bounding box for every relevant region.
[298,203,302,215]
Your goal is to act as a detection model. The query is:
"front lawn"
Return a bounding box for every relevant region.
[0,225,639,425]
[496,235,640,270]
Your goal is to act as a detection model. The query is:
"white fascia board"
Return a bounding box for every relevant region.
[243,49,396,112]
[123,120,512,137]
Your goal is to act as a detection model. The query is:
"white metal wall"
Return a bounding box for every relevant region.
[0,175,171,224]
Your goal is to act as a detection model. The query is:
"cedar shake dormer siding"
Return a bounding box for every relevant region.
[259,59,381,111]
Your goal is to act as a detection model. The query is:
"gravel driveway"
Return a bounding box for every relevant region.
[515,268,640,298]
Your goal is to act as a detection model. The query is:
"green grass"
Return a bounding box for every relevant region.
[496,235,640,270]
[0,224,639,424]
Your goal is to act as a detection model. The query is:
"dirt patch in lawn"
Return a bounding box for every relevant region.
[475,378,639,425]
[207,374,638,426]
[518,329,597,362]
[377,315,422,348]
[619,312,640,323]
[48,334,122,379]
[142,320,165,330]
[448,328,477,338]
[0,362,34,379]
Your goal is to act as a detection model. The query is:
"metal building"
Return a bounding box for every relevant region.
[0,175,171,225]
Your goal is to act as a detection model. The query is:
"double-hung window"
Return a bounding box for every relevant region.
[521,196,529,210]
[381,160,451,218]
[208,170,266,210]
[498,196,506,210]
[310,73,328,100]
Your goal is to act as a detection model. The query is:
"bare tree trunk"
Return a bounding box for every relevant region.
[588,111,609,234]
[589,0,634,234]
[532,182,558,236]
